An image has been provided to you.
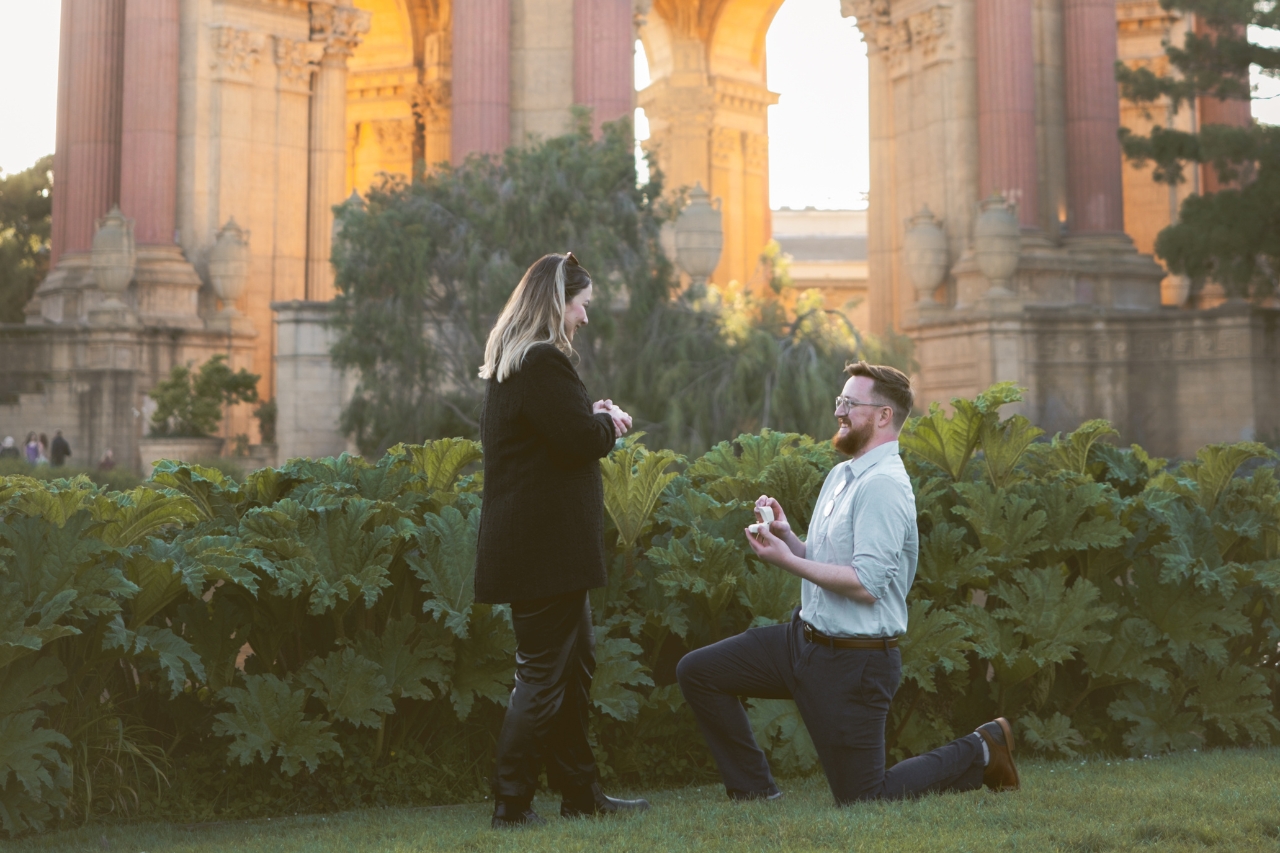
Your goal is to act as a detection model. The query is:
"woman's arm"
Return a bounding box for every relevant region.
[521,347,617,461]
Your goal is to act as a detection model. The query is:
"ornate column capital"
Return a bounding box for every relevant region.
[275,36,325,94]
[310,3,372,61]
[843,0,894,55]
[908,5,953,65]
[210,25,266,83]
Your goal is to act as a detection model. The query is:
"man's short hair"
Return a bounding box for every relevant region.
[844,361,914,429]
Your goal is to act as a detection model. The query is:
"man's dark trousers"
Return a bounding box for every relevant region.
[677,610,984,803]
[492,590,597,802]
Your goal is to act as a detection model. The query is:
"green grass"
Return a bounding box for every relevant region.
[6,750,1280,853]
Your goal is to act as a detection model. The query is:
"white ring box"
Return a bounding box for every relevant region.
[748,505,774,535]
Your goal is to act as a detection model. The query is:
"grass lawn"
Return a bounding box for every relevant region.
[6,749,1280,853]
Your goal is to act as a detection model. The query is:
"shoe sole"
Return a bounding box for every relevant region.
[993,716,1020,791]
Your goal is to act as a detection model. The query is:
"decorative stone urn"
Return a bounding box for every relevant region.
[90,206,138,325]
[902,206,949,310]
[974,194,1022,300]
[137,436,226,478]
[674,184,723,298]
[208,218,251,330]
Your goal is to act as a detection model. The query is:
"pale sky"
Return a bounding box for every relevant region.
[1,0,1276,212]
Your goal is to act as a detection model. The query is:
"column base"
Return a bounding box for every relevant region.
[135,245,205,329]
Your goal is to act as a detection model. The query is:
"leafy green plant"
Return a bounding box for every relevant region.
[2,389,1279,835]
[148,355,260,438]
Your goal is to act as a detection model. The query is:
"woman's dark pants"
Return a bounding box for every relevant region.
[676,611,985,804]
[492,590,597,804]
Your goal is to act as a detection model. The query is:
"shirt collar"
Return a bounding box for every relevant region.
[841,439,900,480]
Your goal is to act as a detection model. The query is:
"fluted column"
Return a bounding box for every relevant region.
[574,0,633,135]
[50,0,74,267]
[307,5,369,301]
[1194,20,1253,195]
[59,0,127,255]
[119,0,179,246]
[451,0,510,164]
[1063,0,1125,234]
[975,0,1039,228]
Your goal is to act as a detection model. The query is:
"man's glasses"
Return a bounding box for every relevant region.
[835,396,892,413]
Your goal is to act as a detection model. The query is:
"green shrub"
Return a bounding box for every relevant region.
[148,355,259,438]
[1,385,1278,834]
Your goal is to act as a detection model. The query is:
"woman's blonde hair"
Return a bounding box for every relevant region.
[479,253,592,382]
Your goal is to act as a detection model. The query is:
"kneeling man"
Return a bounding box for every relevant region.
[676,361,1019,804]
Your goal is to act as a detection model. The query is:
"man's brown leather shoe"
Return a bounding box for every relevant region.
[977,717,1020,791]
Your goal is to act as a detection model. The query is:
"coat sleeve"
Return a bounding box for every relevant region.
[521,347,617,462]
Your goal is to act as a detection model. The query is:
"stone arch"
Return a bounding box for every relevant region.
[639,0,792,286]
[347,0,452,191]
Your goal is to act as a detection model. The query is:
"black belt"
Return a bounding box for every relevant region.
[802,622,898,650]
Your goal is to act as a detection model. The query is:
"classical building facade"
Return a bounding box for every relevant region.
[0,0,1272,470]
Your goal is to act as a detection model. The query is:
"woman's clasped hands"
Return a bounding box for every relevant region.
[593,398,633,438]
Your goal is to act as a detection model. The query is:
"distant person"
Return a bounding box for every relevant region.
[677,362,1020,806]
[97,448,116,471]
[36,433,50,466]
[24,432,39,463]
[474,252,647,829]
[50,430,71,467]
[0,436,19,460]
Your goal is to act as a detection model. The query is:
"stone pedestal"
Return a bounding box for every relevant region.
[913,304,1280,459]
[272,301,356,461]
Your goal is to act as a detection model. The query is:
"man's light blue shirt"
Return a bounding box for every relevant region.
[799,440,918,638]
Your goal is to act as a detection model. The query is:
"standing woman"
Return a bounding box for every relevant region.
[475,253,649,828]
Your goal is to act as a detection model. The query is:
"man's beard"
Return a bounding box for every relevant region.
[832,418,874,456]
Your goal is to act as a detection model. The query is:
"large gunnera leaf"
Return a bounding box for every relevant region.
[590,635,653,721]
[214,674,341,775]
[301,647,395,728]
[411,504,480,638]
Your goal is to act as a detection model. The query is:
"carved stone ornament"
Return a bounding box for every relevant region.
[210,26,266,83]
[374,119,414,163]
[310,4,372,60]
[412,80,452,123]
[842,0,894,55]
[275,37,324,93]
[908,5,953,65]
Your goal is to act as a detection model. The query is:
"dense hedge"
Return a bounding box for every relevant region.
[1,385,1278,833]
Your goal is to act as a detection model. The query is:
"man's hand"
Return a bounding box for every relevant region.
[752,495,805,558]
[745,524,795,566]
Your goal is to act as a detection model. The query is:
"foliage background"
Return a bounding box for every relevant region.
[328,116,910,460]
[1117,1,1279,297]
[2,387,1278,835]
[0,155,52,325]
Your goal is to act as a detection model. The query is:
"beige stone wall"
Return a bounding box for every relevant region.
[912,306,1280,458]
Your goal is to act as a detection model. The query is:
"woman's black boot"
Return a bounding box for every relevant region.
[491,796,545,829]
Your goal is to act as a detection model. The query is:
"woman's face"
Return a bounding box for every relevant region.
[564,283,592,341]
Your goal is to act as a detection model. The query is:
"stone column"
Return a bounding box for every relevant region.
[61,0,127,254]
[119,0,179,246]
[307,5,369,302]
[451,0,510,164]
[1063,0,1125,234]
[574,0,633,135]
[50,0,74,267]
[1194,20,1253,195]
[975,0,1039,228]
[846,0,898,334]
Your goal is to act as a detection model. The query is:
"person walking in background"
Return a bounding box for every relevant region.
[677,362,1020,805]
[0,436,19,461]
[50,430,71,467]
[97,448,116,471]
[23,432,39,463]
[474,252,649,829]
[35,433,50,466]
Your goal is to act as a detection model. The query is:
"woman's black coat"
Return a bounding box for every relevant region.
[474,343,616,604]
